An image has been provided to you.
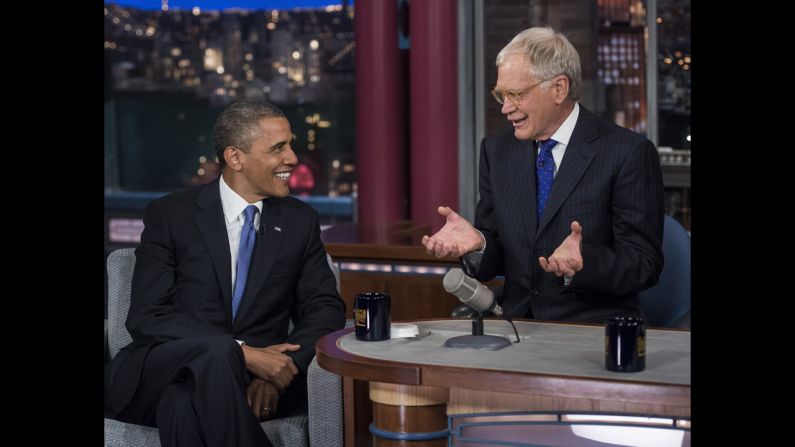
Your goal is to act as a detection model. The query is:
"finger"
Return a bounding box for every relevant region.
[252,393,263,415]
[563,256,581,272]
[278,370,294,389]
[571,220,582,235]
[437,206,451,216]
[287,356,299,375]
[259,406,270,421]
[269,374,287,392]
[548,257,564,276]
[558,262,576,277]
[450,243,459,257]
[424,237,436,255]
[421,235,429,246]
[269,394,279,416]
[274,343,301,352]
[539,257,551,272]
[432,240,446,257]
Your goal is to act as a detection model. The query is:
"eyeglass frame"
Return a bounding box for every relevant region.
[491,77,555,105]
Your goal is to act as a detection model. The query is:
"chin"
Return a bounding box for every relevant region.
[513,129,532,141]
[272,187,291,198]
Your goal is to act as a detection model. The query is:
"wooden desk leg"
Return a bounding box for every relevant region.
[344,377,374,447]
[369,382,449,446]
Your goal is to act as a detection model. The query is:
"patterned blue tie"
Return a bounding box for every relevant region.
[536,139,558,223]
[232,205,258,320]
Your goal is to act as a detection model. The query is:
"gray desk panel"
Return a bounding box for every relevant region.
[339,319,689,385]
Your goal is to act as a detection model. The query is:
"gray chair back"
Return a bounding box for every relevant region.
[639,215,691,328]
[107,248,136,358]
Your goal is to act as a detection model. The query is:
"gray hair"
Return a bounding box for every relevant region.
[496,27,582,101]
[212,100,285,168]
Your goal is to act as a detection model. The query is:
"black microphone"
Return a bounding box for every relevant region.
[443,268,503,317]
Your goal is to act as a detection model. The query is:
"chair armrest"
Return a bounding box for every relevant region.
[104,319,109,364]
[307,320,352,447]
[307,356,343,447]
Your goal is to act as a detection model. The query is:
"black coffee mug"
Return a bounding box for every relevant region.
[354,292,391,341]
[605,316,646,372]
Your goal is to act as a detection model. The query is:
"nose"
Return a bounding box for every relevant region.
[283,145,298,166]
[501,99,516,115]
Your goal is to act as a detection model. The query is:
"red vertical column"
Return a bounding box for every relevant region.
[355,1,406,225]
[409,0,458,231]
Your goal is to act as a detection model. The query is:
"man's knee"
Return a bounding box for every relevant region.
[156,382,193,421]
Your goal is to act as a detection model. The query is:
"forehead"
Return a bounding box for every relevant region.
[253,117,291,144]
[496,53,534,87]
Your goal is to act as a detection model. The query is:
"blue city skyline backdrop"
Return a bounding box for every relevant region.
[111,0,350,11]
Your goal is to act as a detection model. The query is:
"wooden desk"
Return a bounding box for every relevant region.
[317,319,690,447]
[321,222,502,320]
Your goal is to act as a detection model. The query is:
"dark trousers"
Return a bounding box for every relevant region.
[108,336,273,447]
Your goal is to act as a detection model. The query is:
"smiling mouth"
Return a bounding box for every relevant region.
[274,171,291,181]
[512,116,527,127]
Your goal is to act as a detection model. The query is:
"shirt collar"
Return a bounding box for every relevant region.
[547,102,580,146]
[219,175,262,224]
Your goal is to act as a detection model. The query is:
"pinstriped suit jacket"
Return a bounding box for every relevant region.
[463,105,664,323]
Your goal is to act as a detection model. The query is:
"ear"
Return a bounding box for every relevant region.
[552,75,570,104]
[223,146,243,171]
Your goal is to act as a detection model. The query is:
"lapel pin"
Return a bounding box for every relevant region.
[274,226,282,232]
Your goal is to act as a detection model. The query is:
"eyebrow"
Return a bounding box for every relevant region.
[269,138,291,150]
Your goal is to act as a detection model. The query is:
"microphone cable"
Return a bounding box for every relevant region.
[501,316,521,343]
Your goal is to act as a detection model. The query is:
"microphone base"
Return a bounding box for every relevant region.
[443,334,512,351]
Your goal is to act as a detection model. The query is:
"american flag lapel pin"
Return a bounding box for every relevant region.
[274,226,282,232]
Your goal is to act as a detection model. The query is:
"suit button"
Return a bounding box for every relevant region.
[531,289,540,296]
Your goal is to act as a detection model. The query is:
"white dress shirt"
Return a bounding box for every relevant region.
[538,102,580,177]
[219,175,262,289]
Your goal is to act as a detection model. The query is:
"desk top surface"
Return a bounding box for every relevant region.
[336,319,689,386]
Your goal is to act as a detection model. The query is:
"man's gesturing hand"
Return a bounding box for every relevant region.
[421,206,483,258]
[539,221,583,277]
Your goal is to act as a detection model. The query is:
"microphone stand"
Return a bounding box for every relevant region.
[443,309,512,351]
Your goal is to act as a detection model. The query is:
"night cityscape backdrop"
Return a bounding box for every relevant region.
[105,0,357,196]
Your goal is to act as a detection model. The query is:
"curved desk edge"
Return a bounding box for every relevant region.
[315,326,690,408]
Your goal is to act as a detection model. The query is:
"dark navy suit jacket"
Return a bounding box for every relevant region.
[463,105,664,322]
[106,177,346,414]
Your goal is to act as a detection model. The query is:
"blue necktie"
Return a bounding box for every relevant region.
[232,205,258,320]
[536,139,558,223]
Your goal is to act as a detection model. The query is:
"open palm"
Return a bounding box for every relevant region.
[421,206,482,257]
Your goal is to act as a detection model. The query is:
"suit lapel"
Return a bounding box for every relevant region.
[192,179,234,322]
[233,197,286,325]
[506,137,539,240]
[537,107,600,235]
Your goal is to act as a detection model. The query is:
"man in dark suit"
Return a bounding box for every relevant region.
[422,27,664,323]
[105,101,346,446]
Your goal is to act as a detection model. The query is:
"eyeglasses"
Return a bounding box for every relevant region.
[491,79,549,105]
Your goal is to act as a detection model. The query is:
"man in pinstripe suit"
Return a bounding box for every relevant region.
[422,27,664,323]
